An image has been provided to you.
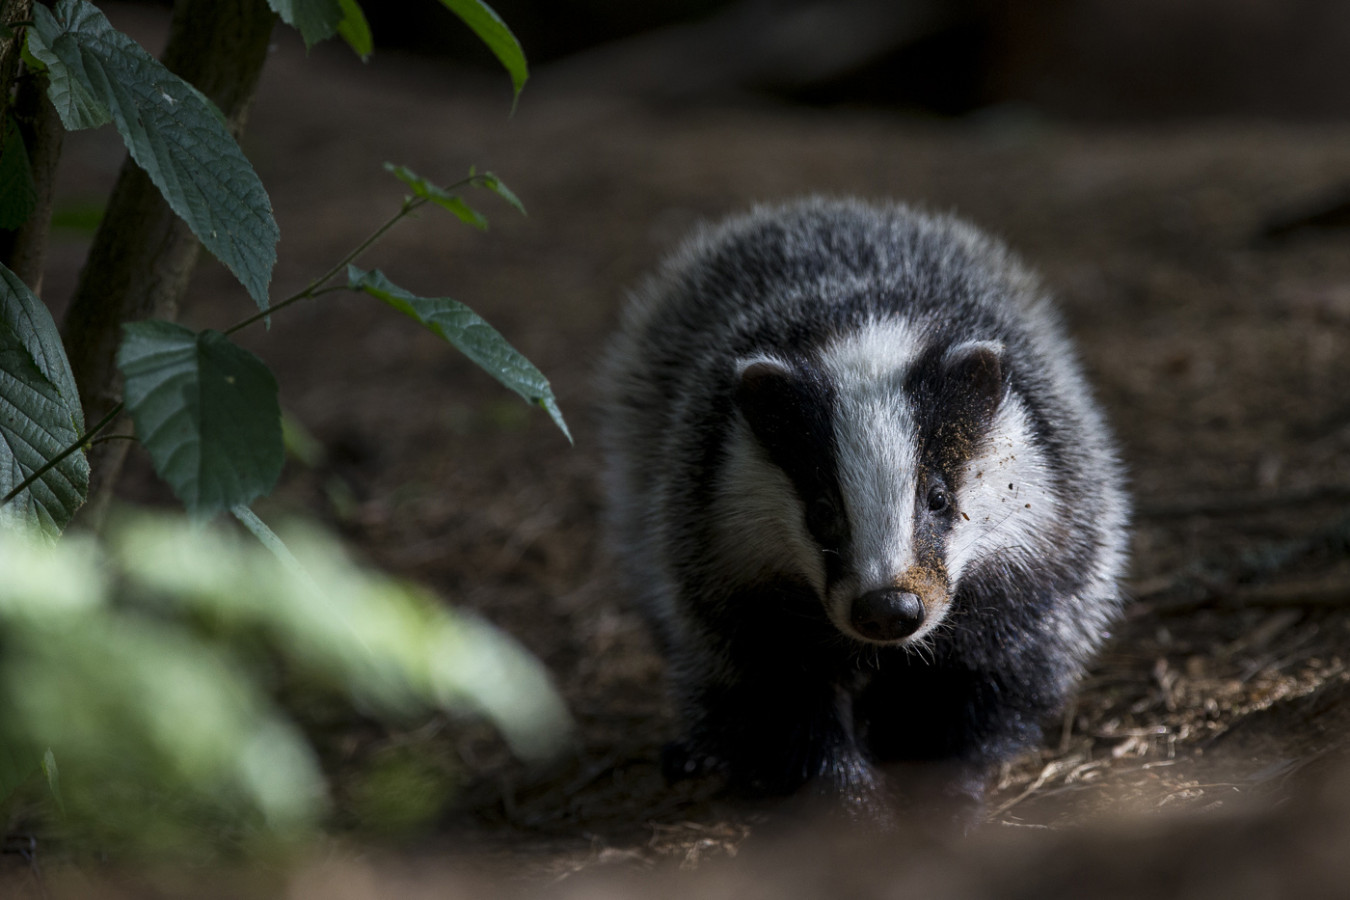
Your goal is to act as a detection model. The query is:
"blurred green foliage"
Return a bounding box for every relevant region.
[0,510,572,857]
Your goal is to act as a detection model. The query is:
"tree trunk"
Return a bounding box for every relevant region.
[60,0,276,527]
[1,69,64,294]
[0,0,35,125]
[0,0,59,290]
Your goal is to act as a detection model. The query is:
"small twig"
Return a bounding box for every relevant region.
[224,173,482,337]
[87,432,137,447]
[986,758,1071,820]
[224,195,425,336]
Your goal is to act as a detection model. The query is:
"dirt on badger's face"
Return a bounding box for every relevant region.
[598,197,1130,825]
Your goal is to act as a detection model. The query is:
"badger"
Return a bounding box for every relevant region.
[597,198,1129,823]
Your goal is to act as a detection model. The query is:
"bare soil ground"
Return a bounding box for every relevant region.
[16,5,1350,894]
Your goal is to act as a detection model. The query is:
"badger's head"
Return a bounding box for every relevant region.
[715,320,1053,649]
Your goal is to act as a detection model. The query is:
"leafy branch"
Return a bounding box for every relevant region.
[225,167,499,335]
[2,164,559,520]
[1,0,542,534]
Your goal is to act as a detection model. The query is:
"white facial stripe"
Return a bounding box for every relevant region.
[834,392,919,590]
[945,397,1059,583]
[818,317,924,381]
[710,422,826,594]
[819,321,924,605]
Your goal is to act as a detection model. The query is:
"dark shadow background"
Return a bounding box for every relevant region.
[127,0,1350,120]
[17,0,1350,888]
[372,0,1350,120]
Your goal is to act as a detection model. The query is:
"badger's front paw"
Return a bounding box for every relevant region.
[811,753,897,828]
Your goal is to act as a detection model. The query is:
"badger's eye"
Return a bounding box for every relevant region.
[926,486,950,513]
[805,494,843,546]
[808,495,836,527]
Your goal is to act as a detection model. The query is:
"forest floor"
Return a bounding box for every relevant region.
[14,4,1350,896]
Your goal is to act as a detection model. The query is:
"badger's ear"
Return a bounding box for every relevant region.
[941,340,1004,424]
[736,358,794,400]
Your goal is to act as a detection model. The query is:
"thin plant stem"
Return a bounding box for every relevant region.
[224,197,425,336]
[4,174,487,511]
[223,173,482,338]
[88,433,138,447]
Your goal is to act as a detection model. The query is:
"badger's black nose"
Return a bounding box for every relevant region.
[851,589,925,642]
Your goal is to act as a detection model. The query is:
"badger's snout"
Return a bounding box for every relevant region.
[850,588,925,642]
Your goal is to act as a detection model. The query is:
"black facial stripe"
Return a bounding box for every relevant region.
[734,356,851,575]
[896,338,1005,580]
[903,340,1004,492]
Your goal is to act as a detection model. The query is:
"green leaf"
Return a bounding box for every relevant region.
[336,0,373,60]
[0,264,89,537]
[478,171,526,216]
[385,163,527,227]
[434,0,527,106]
[0,592,326,842]
[0,117,38,230]
[439,195,487,230]
[41,748,65,816]
[347,266,570,443]
[24,17,109,130]
[265,0,371,58]
[109,511,573,763]
[28,0,279,310]
[384,163,488,229]
[266,0,341,48]
[0,523,325,846]
[0,508,571,848]
[117,321,283,519]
